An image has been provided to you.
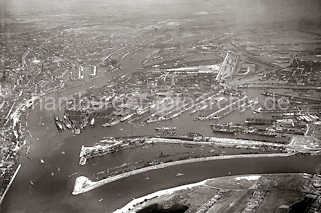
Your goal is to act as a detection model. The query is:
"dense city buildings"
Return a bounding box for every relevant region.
[1,0,321,212]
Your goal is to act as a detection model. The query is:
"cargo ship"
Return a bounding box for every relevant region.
[245,118,274,126]
[210,124,242,135]
[155,127,177,131]
[101,118,120,127]
[120,113,135,122]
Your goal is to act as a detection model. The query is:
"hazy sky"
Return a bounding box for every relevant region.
[1,0,320,26]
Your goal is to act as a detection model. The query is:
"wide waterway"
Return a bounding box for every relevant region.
[2,101,321,213]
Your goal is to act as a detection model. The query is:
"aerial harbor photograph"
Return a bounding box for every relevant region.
[1,0,321,212]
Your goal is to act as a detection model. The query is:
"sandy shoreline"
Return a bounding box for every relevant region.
[114,178,212,213]
[113,174,264,213]
[113,173,311,213]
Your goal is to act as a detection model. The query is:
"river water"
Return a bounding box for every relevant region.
[2,103,321,213]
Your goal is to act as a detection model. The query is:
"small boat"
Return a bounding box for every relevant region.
[90,117,95,126]
[110,119,120,126]
[102,122,112,127]
[176,173,184,177]
[74,128,81,135]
